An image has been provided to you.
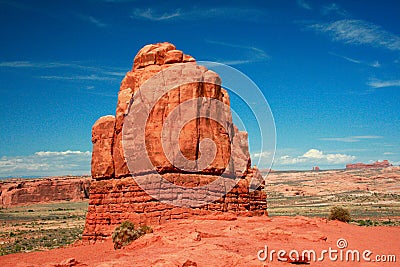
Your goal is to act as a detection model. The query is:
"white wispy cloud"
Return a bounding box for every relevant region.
[330,52,360,64]
[252,151,274,161]
[205,40,269,65]
[131,7,262,21]
[102,71,126,76]
[0,61,74,68]
[0,60,126,81]
[320,137,358,142]
[35,150,91,156]
[321,3,348,17]
[353,135,383,139]
[0,61,125,74]
[78,14,107,27]
[320,135,383,143]
[215,60,254,65]
[0,61,35,67]
[310,19,400,51]
[39,74,118,81]
[329,52,381,68]
[297,0,312,10]
[276,149,356,165]
[206,40,269,58]
[367,79,400,88]
[132,8,181,21]
[85,89,117,98]
[370,61,381,68]
[0,150,91,177]
[383,152,395,155]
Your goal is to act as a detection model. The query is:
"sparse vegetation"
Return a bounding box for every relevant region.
[265,168,400,224]
[0,201,87,255]
[0,227,83,255]
[328,206,351,223]
[354,219,399,227]
[112,221,152,250]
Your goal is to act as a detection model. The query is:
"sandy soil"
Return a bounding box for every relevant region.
[1,213,399,267]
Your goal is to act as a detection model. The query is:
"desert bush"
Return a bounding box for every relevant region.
[112,221,152,250]
[357,219,378,226]
[136,225,153,236]
[328,206,351,223]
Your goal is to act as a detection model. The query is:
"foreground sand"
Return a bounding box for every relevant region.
[1,214,399,267]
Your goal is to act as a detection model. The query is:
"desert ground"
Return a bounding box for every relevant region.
[0,214,399,266]
[264,167,400,224]
[0,167,399,266]
[0,201,87,255]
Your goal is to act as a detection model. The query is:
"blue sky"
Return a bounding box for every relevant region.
[0,0,399,177]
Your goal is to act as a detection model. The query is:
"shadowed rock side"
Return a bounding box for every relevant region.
[0,176,91,208]
[84,42,267,240]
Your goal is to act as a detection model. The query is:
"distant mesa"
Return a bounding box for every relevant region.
[0,176,91,208]
[346,160,393,170]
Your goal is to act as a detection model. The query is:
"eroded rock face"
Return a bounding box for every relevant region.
[85,42,267,240]
[91,116,115,179]
[0,177,91,208]
[92,42,250,179]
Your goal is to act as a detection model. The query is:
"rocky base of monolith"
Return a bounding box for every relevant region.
[83,169,266,240]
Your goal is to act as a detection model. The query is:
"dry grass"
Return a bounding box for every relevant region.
[0,201,88,255]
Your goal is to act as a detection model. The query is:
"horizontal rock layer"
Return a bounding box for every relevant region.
[83,169,266,240]
[0,176,91,208]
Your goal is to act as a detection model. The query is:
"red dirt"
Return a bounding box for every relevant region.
[1,214,399,267]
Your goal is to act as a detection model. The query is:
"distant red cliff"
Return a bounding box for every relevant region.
[0,176,91,208]
[346,160,393,169]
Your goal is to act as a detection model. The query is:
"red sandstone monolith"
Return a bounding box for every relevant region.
[83,42,267,240]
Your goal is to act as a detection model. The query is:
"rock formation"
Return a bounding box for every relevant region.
[0,176,91,208]
[83,42,267,240]
[346,160,393,170]
[312,166,320,171]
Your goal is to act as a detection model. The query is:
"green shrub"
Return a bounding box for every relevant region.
[382,220,393,225]
[111,221,152,250]
[328,206,351,223]
[137,225,153,235]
